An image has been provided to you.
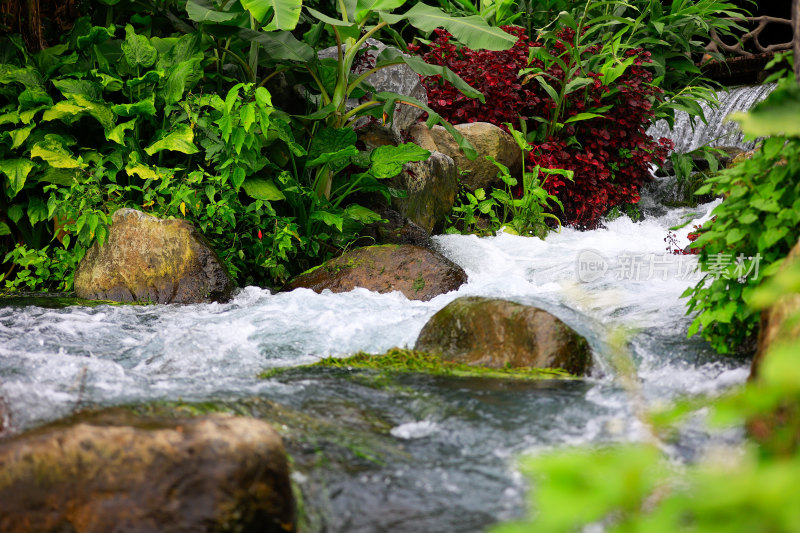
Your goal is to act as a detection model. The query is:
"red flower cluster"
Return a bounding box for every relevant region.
[412,26,673,229]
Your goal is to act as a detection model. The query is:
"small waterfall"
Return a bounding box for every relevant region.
[648,84,775,153]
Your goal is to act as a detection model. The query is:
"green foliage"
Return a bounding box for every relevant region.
[683,75,800,354]
[447,123,570,237]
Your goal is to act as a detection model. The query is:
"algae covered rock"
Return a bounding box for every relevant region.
[410,122,521,192]
[74,208,233,304]
[0,410,295,533]
[414,296,591,375]
[286,244,467,301]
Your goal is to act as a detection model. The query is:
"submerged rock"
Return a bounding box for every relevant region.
[285,244,467,301]
[0,410,295,533]
[389,150,458,234]
[414,296,592,375]
[74,208,233,304]
[410,122,521,192]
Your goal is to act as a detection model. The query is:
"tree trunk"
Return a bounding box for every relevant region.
[794,0,800,82]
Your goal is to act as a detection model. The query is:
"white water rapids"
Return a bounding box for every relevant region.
[0,200,747,432]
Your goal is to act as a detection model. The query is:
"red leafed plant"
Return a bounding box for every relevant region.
[411,26,673,229]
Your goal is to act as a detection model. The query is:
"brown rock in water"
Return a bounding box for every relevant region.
[752,239,800,380]
[411,122,522,192]
[285,245,467,301]
[389,150,458,234]
[74,208,233,304]
[414,296,592,375]
[0,411,296,533]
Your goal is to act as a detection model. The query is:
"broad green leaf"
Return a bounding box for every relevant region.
[355,0,405,22]
[242,176,285,201]
[186,0,241,22]
[305,6,356,27]
[308,127,357,162]
[306,145,358,167]
[107,119,136,145]
[19,105,47,124]
[242,0,301,30]
[0,66,43,89]
[52,78,103,102]
[0,111,19,126]
[371,142,431,179]
[161,58,202,104]
[31,139,83,169]
[27,197,47,226]
[76,25,115,50]
[144,124,199,156]
[91,70,124,92]
[344,204,383,224]
[42,101,86,123]
[8,204,24,224]
[0,159,36,197]
[233,28,315,62]
[232,166,246,190]
[71,94,115,130]
[0,222,10,236]
[564,77,593,95]
[18,88,53,110]
[564,112,605,124]
[393,3,516,51]
[7,124,34,149]
[112,95,157,117]
[125,152,171,180]
[125,70,164,88]
[310,209,344,231]
[39,167,78,186]
[122,24,157,69]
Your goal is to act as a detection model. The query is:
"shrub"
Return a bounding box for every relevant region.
[412,25,671,228]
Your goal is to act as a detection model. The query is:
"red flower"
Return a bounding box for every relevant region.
[257,230,263,240]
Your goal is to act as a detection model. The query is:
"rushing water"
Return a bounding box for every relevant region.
[0,201,748,531]
[647,83,775,154]
[1,85,771,531]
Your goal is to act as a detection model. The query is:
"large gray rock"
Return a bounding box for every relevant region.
[410,122,522,192]
[415,296,592,375]
[318,38,427,137]
[0,411,296,533]
[74,208,233,304]
[286,244,467,301]
[389,150,458,234]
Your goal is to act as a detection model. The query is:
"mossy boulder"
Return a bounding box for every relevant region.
[0,410,295,533]
[74,208,233,304]
[414,296,592,375]
[285,245,467,301]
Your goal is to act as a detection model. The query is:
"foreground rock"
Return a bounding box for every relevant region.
[411,122,521,192]
[389,150,458,234]
[0,411,295,533]
[414,296,591,375]
[286,245,467,301]
[752,239,800,379]
[74,208,233,304]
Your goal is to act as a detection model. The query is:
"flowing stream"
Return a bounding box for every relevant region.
[0,86,766,532]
